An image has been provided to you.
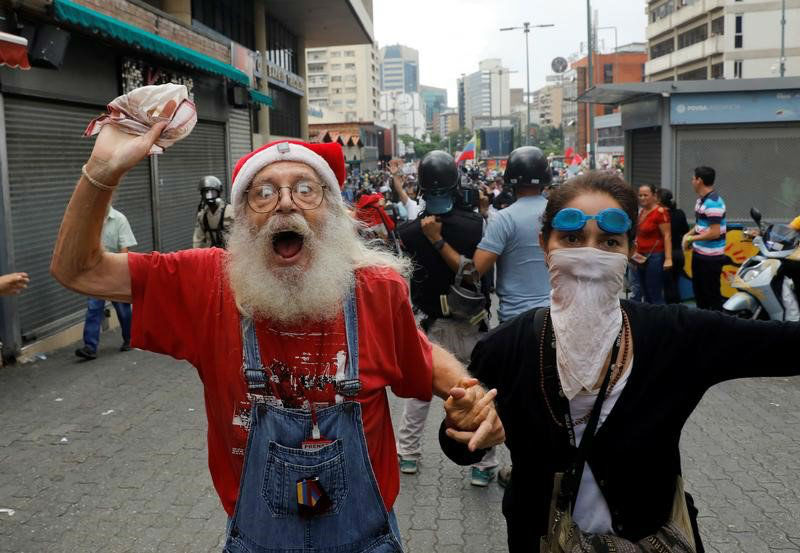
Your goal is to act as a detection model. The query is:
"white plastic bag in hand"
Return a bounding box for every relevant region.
[84,83,197,154]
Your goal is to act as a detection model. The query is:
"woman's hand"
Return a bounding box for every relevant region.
[664,259,673,270]
[88,100,176,182]
[444,378,506,451]
[0,272,29,296]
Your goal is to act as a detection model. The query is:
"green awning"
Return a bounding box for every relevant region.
[53,0,250,86]
[249,89,273,107]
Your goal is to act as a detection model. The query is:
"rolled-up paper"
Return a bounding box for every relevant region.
[84,83,197,154]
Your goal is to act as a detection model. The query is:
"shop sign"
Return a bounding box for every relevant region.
[671,91,800,125]
[265,60,305,97]
[231,42,256,87]
[121,58,194,99]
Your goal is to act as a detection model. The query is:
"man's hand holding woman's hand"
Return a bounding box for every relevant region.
[444,377,505,452]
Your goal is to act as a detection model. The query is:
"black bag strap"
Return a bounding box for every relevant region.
[538,308,620,512]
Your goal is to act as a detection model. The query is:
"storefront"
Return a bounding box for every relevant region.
[0,2,259,357]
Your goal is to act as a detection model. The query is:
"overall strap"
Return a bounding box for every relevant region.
[240,317,268,394]
[337,280,361,398]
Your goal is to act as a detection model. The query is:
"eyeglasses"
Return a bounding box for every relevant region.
[552,207,632,235]
[246,181,328,213]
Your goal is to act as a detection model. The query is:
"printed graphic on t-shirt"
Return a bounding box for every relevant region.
[230,325,347,455]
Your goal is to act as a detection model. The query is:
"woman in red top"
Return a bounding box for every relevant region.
[633,184,672,304]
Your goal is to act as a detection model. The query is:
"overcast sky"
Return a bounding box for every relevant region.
[373,0,648,105]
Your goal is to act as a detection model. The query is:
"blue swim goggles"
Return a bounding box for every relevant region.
[552,207,632,234]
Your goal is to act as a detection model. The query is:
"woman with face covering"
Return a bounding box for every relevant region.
[439,172,800,553]
[632,184,672,304]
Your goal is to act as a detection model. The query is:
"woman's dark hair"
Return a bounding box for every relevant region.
[658,188,677,210]
[638,183,658,195]
[541,171,639,243]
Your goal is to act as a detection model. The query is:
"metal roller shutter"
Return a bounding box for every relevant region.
[156,120,227,252]
[629,128,661,188]
[4,95,153,339]
[675,126,800,223]
[228,108,252,185]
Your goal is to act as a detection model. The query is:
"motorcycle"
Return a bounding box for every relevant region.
[723,208,800,321]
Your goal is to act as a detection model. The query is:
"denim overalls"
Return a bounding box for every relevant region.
[223,287,404,553]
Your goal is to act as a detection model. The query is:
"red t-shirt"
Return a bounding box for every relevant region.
[128,248,433,515]
[636,206,670,254]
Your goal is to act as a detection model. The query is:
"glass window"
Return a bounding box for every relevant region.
[734,59,743,78]
[331,64,342,70]
[650,38,675,59]
[711,62,723,79]
[331,51,341,57]
[192,0,255,49]
[266,15,298,74]
[677,67,707,80]
[268,85,301,137]
[735,15,743,48]
[677,24,708,49]
[603,64,614,83]
[711,16,724,36]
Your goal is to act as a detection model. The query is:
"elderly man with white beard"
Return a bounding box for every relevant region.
[50,117,504,552]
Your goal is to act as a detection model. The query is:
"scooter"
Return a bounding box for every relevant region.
[723,208,800,321]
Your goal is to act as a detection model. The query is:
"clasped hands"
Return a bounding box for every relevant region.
[443,377,505,452]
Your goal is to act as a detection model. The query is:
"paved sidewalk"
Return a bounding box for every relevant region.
[0,337,799,552]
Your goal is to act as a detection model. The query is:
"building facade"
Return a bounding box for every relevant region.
[646,0,800,82]
[572,47,647,157]
[435,109,459,137]
[306,42,380,122]
[419,84,447,133]
[0,0,372,360]
[378,91,425,139]
[531,83,565,128]
[462,59,512,130]
[379,44,419,93]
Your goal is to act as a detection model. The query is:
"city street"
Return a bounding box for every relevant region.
[0,336,799,553]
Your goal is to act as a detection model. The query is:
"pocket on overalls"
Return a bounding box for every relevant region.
[261,439,349,518]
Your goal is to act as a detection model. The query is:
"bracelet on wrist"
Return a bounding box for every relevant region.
[82,164,117,191]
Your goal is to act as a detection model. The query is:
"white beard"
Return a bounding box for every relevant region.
[226,209,357,324]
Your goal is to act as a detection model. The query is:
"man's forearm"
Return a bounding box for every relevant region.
[391,174,409,204]
[51,158,120,288]
[431,343,470,399]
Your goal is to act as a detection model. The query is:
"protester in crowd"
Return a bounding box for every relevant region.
[440,171,800,553]
[193,175,234,249]
[395,150,497,486]
[51,117,504,550]
[74,204,137,360]
[659,188,690,304]
[631,184,671,304]
[683,166,727,310]
[0,272,29,296]
[473,147,552,324]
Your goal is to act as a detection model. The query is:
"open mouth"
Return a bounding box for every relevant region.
[272,230,305,260]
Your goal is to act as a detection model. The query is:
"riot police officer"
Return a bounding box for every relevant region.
[472,146,552,488]
[395,150,499,486]
[193,175,234,249]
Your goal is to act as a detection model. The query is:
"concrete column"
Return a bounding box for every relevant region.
[162,0,192,25]
[659,96,674,190]
[297,37,308,140]
[254,0,270,146]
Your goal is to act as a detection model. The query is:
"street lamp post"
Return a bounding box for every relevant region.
[780,0,786,77]
[500,22,554,146]
[586,0,595,169]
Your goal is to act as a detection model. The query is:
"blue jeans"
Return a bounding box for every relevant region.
[635,252,666,305]
[83,298,132,352]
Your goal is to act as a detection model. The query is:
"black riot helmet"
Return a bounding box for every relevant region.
[198,175,223,206]
[418,150,459,215]
[504,146,552,189]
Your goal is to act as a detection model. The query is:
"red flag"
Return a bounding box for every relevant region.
[564,147,575,164]
[571,153,583,166]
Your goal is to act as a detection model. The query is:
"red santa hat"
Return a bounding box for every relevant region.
[231,140,346,213]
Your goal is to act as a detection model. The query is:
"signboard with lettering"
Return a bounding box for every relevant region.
[265,61,305,97]
[671,91,800,125]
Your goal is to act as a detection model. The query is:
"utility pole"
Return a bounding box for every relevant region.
[524,22,531,146]
[780,0,787,77]
[586,0,595,169]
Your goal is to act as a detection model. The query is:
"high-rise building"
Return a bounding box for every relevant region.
[457,76,466,129]
[306,43,381,122]
[561,68,579,152]
[645,0,800,81]
[571,46,647,156]
[461,59,512,130]
[419,85,448,132]
[531,84,564,128]
[380,44,419,93]
[435,109,460,138]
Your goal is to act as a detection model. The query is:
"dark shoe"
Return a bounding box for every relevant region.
[120,342,131,352]
[498,465,512,488]
[75,346,97,360]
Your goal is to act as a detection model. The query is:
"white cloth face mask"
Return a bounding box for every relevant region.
[547,247,629,400]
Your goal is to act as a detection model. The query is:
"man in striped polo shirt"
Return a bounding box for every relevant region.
[683,166,727,310]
